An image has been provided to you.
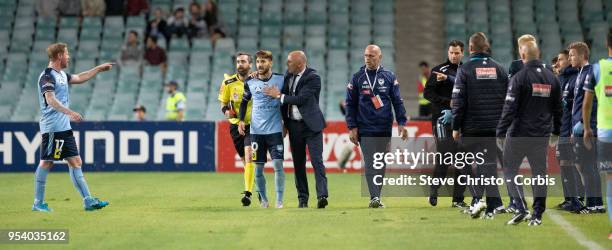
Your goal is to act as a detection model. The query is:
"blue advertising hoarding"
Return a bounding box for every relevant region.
[0,122,216,172]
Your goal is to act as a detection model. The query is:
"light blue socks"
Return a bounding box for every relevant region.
[69,167,91,200]
[255,163,267,202]
[273,159,285,203]
[255,160,285,204]
[34,166,50,205]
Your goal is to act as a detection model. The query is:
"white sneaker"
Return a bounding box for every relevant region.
[276,201,283,208]
[470,200,487,219]
[261,201,269,208]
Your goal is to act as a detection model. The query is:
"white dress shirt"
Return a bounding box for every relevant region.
[281,67,306,120]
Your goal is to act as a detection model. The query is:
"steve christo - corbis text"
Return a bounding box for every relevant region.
[372,174,557,187]
[370,148,557,187]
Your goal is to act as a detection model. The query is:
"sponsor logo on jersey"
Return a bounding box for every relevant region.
[475,67,497,80]
[532,83,551,97]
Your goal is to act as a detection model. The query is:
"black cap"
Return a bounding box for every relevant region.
[133,105,146,112]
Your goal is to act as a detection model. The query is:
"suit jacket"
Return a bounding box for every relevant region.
[281,67,326,132]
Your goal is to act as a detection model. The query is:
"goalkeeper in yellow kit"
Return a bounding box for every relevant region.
[218,52,255,206]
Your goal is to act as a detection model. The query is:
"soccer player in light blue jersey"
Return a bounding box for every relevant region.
[32,43,113,212]
[238,50,286,208]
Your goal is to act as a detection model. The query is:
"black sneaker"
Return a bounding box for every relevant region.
[556,200,570,209]
[452,201,468,208]
[563,199,583,212]
[369,197,383,208]
[506,203,517,214]
[493,206,507,214]
[575,206,603,214]
[507,211,528,225]
[241,191,252,206]
[317,197,328,209]
[528,218,542,226]
[481,212,494,220]
[428,196,438,207]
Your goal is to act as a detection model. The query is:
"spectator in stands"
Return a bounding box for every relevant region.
[119,30,143,67]
[144,36,167,73]
[59,0,81,16]
[167,7,189,39]
[81,0,106,16]
[36,0,60,17]
[146,8,169,42]
[188,2,207,39]
[164,81,186,121]
[133,105,146,121]
[417,61,432,117]
[126,0,149,16]
[202,0,225,44]
[168,7,188,38]
[105,0,125,16]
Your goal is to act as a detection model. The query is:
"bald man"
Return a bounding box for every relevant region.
[497,42,562,226]
[345,45,408,208]
[263,51,329,208]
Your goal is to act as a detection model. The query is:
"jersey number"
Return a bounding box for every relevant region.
[53,139,65,159]
[251,142,258,160]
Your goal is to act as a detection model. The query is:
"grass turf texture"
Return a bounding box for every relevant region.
[0,172,610,250]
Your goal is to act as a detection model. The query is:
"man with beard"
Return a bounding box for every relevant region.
[238,50,286,208]
[218,52,256,206]
[555,49,584,212]
[32,43,113,212]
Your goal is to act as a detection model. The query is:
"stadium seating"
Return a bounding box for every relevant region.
[444,0,610,69]
[0,0,390,121]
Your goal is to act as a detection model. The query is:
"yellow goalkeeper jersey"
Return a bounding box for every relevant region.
[218,73,252,124]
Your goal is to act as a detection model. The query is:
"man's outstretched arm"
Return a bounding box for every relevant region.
[69,63,114,84]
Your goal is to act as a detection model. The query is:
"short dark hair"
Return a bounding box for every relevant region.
[448,40,465,51]
[559,49,569,56]
[129,30,138,37]
[419,61,429,67]
[147,36,157,44]
[235,52,252,63]
[469,32,490,53]
[255,50,273,61]
[551,56,558,65]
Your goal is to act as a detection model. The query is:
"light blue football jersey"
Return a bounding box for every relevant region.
[37,68,72,133]
[243,73,285,134]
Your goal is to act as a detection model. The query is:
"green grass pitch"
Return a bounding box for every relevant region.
[0,172,610,249]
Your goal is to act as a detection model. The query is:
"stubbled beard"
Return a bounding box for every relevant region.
[237,67,249,76]
[258,68,270,76]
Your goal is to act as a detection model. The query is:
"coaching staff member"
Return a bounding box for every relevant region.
[346,44,408,208]
[452,32,507,219]
[497,41,562,226]
[263,51,329,208]
[424,40,468,208]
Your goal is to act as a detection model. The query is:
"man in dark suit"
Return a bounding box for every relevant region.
[263,50,329,208]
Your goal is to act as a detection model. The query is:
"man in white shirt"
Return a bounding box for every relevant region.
[263,51,329,208]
